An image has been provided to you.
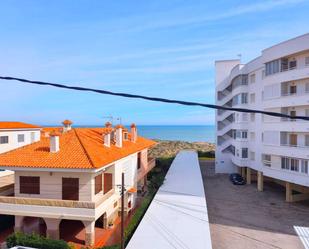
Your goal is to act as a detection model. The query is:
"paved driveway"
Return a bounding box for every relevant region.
[200,160,309,249]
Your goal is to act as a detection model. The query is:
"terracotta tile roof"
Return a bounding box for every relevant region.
[0,128,156,170]
[0,122,41,130]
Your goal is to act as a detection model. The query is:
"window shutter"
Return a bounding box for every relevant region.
[95,174,103,194]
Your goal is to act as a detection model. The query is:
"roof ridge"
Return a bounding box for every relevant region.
[73,128,95,168]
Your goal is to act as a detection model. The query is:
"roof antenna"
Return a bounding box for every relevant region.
[116,117,122,125]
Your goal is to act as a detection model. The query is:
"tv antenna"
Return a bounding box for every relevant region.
[116,117,122,125]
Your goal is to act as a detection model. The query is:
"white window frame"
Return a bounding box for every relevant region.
[0,136,9,144]
[18,134,25,143]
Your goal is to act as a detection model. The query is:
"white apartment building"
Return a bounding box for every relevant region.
[215,33,309,202]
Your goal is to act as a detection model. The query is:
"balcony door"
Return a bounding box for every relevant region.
[289,134,297,147]
[62,178,79,201]
[290,111,296,121]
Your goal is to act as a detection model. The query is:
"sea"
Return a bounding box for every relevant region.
[73,125,215,143]
[137,125,215,143]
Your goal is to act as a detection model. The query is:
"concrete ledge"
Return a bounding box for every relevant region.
[127,150,212,249]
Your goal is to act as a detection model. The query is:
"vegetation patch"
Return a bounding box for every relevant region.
[149,140,215,158]
[6,232,71,249]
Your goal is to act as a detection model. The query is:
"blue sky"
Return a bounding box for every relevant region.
[0,0,308,125]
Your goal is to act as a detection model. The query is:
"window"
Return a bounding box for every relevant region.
[290,110,296,121]
[236,130,247,139]
[306,82,309,93]
[20,176,40,194]
[289,60,297,69]
[301,160,308,174]
[305,135,309,147]
[95,174,103,194]
[289,134,297,146]
[137,152,142,169]
[241,148,248,159]
[30,132,36,143]
[0,136,9,144]
[250,113,255,122]
[290,159,299,172]
[281,58,288,71]
[250,132,255,141]
[18,134,25,143]
[265,59,280,76]
[104,173,113,194]
[250,93,255,103]
[250,151,255,161]
[281,157,289,170]
[123,132,128,140]
[250,74,256,84]
[262,154,271,167]
[290,85,297,94]
[305,57,309,66]
[62,178,79,201]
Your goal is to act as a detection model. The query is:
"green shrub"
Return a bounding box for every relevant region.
[100,156,174,249]
[197,150,215,158]
[124,193,154,246]
[98,245,121,249]
[6,232,70,249]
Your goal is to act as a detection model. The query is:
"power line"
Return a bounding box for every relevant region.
[0,76,308,121]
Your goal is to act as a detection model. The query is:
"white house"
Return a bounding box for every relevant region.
[0,121,156,246]
[0,122,41,178]
[215,33,309,202]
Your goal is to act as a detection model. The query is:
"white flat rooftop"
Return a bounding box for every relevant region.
[126,150,212,249]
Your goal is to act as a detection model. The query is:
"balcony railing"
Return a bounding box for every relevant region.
[0,188,116,209]
[0,195,96,209]
[280,143,309,149]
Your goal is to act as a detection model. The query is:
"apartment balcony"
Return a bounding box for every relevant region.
[231,155,249,167]
[137,157,156,181]
[263,65,309,85]
[263,120,309,132]
[0,184,117,220]
[262,144,309,160]
[262,92,309,108]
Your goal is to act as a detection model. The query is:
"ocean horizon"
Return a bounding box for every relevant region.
[71,125,215,143]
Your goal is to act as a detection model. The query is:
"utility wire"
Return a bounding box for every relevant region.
[1,75,308,121]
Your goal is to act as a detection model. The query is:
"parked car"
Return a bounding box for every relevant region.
[229,173,246,185]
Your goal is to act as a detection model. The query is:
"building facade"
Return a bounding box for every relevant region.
[0,121,156,246]
[0,122,41,177]
[215,33,309,201]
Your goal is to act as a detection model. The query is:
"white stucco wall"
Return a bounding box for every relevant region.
[0,129,40,154]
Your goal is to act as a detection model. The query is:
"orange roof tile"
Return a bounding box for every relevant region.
[49,130,61,136]
[0,127,156,170]
[0,122,41,130]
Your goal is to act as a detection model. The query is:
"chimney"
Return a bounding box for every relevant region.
[62,120,73,132]
[105,122,112,128]
[103,130,111,147]
[130,123,137,143]
[49,131,60,153]
[115,125,123,148]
